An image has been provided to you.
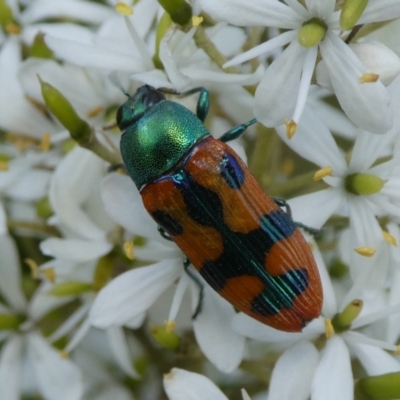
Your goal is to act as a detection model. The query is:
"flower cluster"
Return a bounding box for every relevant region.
[1,0,400,399]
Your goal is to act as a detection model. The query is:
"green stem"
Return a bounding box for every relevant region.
[193,25,240,74]
[8,220,62,237]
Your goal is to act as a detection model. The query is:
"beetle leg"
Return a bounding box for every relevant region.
[272,197,321,237]
[184,257,204,319]
[220,118,258,142]
[158,225,173,241]
[158,87,210,122]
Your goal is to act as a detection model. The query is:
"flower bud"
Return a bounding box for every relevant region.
[39,77,92,142]
[340,0,369,31]
[158,0,192,25]
[332,300,363,333]
[355,371,400,400]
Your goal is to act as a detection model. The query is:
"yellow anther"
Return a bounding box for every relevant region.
[192,16,203,27]
[60,350,69,359]
[43,267,56,283]
[86,105,104,118]
[0,161,8,171]
[123,240,135,260]
[395,345,400,355]
[165,319,176,334]
[354,247,376,257]
[25,258,39,279]
[285,119,297,139]
[5,22,21,35]
[359,73,379,83]
[383,231,397,246]
[115,2,133,15]
[40,132,51,152]
[325,319,335,339]
[314,166,333,181]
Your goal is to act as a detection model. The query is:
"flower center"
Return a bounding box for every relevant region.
[345,173,387,195]
[298,18,327,48]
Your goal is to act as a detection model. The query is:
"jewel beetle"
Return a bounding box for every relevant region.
[117,85,323,332]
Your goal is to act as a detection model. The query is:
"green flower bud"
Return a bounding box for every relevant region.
[355,371,400,400]
[345,173,386,195]
[0,0,13,28]
[331,300,363,332]
[36,196,53,219]
[298,18,327,48]
[158,0,192,25]
[0,313,22,330]
[31,32,54,59]
[39,77,92,142]
[153,12,173,69]
[340,0,369,31]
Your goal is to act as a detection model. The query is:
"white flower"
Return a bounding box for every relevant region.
[0,234,84,400]
[199,0,400,134]
[163,368,251,400]
[275,78,400,252]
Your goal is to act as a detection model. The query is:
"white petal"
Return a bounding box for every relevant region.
[311,243,337,318]
[350,42,400,86]
[6,169,51,201]
[198,0,302,29]
[106,327,140,379]
[0,235,27,312]
[232,312,323,343]
[350,342,400,376]
[320,32,392,134]
[40,238,112,262]
[0,202,6,235]
[181,64,264,86]
[27,333,84,400]
[89,259,182,327]
[288,189,344,229]
[276,105,347,173]
[101,173,160,242]
[21,0,114,24]
[269,341,319,400]
[163,368,228,400]
[193,287,245,373]
[49,146,107,240]
[255,41,307,127]
[349,129,395,172]
[0,336,23,400]
[45,36,146,72]
[311,336,353,400]
[359,0,400,24]
[305,0,336,17]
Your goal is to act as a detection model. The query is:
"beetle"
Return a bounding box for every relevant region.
[117,85,323,332]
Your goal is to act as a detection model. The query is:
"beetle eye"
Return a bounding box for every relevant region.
[143,88,166,108]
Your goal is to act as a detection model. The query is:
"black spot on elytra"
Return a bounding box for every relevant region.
[220,153,245,189]
[251,269,309,316]
[152,210,183,236]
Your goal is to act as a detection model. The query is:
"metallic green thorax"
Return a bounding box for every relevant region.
[118,86,209,189]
